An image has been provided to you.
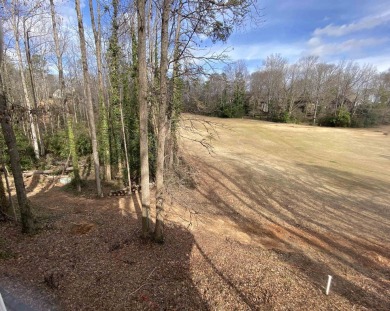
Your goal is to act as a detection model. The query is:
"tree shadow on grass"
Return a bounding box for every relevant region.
[194,241,258,310]
[0,183,209,310]
[189,156,390,310]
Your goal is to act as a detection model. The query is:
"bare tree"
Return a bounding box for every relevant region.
[5,0,40,159]
[75,0,102,197]
[89,0,112,181]
[50,0,81,191]
[137,0,151,237]
[23,20,45,156]
[154,0,172,243]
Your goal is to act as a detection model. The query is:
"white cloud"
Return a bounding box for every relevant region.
[307,37,389,58]
[354,55,390,72]
[306,8,390,66]
[314,10,390,37]
[307,37,321,47]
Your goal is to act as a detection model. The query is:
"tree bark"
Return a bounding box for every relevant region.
[24,25,45,156]
[75,0,102,197]
[89,0,112,181]
[119,87,131,187]
[154,0,172,243]
[108,0,124,187]
[313,98,319,125]
[1,159,15,220]
[0,21,35,231]
[137,0,151,237]
[0,96,35,233]
[0,169,10,218]
[168,4,182,170]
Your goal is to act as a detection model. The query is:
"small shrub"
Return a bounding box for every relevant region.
[0,129,37,170]
[46,125,92,158]
[270,111,292,123]
[319,107,351,127]
[218,103,245,118]
[76,129,92,156]
[351,105,381,128]
[318,115,336,127]
[45,129,69,158]
[335,107,351,127]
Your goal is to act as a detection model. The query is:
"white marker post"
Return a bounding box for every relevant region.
[326,275,333,295]
[0,293,7,311]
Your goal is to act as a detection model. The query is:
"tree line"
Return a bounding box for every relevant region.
[183,55,390,127]
[0,0,258,240]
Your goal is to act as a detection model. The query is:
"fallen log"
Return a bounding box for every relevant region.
[23,170,55,177]
[23,167,73,177]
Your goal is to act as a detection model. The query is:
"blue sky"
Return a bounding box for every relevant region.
[15,0,389,74]
[213,0,390,72]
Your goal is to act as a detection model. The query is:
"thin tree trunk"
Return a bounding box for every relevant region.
[75,0,102,197]
[119,87,131,187]
[50,0,81,191]
[89,0,111,181]
[10,2,40,159]
[137,0,151,237]
[24,26,45,156]
[154,0,171,243]
[108,0,124,186]
[67,113,81,191]
[168,4,182,170]
[313,98,319,125]
[0,169,10,217]
[1,160,16,220]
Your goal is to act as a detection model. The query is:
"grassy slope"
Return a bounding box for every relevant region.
[179,115,390,310]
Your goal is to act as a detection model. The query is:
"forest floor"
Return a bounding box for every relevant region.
[0,115,390,310]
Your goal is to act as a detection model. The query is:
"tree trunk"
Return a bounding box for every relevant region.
[75,0,102,197]
[10,2,40,159]
[89,0,112,181]
[120,87,131,187]
[1,159,15,220]
[137,0,151,237]
[313,98,319,125]
[0,97,35,232]
[0,170,10,218]
[50,0,81,191]
[0,25,35,231]
[24,26,45,156]
[154,0,171,243]
[67,115,81,191]
[108,0,124,186]
[168,5,182,170]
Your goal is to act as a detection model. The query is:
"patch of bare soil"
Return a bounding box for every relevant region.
[0,116,389,310]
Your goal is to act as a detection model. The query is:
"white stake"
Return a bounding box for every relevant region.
[0,293,7,311]
[326,275,333,295]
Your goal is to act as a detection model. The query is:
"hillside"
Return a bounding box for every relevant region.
[1,116,389,310]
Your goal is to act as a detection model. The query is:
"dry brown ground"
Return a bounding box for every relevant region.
[0,115,389,310]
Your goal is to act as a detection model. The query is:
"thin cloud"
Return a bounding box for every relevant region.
[314,11,390,37]
[355,55,390,72]
[308,38,389,57]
